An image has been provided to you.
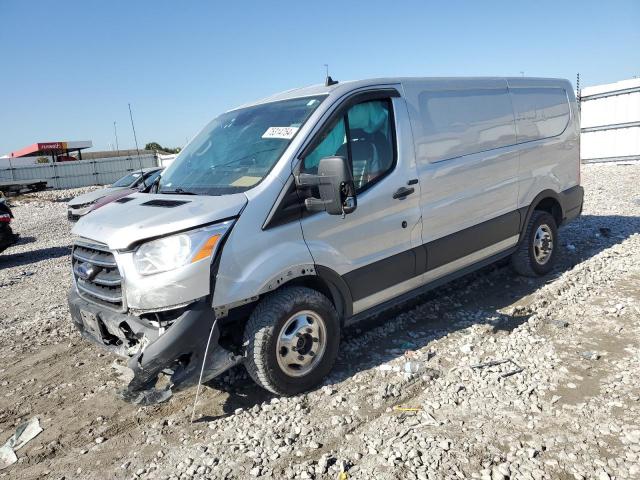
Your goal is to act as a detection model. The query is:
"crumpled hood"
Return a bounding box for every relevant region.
[72,192,247,249]
[68,187,124,207]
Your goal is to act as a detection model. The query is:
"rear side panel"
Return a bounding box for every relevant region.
[507,78,580,210]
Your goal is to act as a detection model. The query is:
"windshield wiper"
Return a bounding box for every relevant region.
[159,188,198,195]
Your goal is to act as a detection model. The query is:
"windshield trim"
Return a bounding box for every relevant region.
[225,91,331,113]
[158,94,328,197]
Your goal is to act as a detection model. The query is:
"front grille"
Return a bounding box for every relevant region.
[72,242,124,310]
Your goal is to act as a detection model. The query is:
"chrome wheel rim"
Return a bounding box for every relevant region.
[533,224,553,265]
[276,310,327,377]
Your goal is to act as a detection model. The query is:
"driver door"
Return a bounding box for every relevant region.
[299,93,423,315]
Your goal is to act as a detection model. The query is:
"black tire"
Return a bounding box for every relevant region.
[243,286,340,396]
[511,210,559,277]
[0,225,17,254]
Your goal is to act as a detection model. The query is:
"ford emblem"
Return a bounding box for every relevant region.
[77,262,98,281]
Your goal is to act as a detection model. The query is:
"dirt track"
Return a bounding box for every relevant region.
[1,163,639,479]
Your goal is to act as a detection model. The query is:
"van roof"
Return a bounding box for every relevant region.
[234,76,572,110]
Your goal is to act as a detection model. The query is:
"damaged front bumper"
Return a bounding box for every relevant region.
[68,289,241,404]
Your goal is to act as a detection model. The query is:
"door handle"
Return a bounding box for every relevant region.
[393,186,415,199]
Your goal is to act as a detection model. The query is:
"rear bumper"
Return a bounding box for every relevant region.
[68,289,240,403]
[560,185,584,225]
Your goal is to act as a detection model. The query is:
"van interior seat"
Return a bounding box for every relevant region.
[347,102,393,186]
[338,131,393,188]
[336,133,379,189]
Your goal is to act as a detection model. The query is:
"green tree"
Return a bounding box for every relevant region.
[145,142,181,154]
[145,142,164,151]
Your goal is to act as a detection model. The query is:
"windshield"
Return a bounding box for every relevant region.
[158,95,326,195]
[112,171,143,188]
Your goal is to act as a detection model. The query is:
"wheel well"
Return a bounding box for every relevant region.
[534,197,562,226]
[222,273,348,348]
[284,275,346,319]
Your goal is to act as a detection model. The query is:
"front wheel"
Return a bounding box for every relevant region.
[243,286,340,395]
[511,210,559,277]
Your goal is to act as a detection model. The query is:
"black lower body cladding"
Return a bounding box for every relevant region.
[559,185,584,223]
[68,289,239,403]
[342,186,584,303]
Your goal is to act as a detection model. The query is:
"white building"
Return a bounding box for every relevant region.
[580,77,640,163]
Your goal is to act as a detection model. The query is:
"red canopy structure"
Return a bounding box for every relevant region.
[8,140,92,161]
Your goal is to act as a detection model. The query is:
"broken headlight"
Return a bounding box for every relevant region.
[133,220,233,275]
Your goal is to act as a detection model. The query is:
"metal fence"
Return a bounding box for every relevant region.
[0,154,159,189]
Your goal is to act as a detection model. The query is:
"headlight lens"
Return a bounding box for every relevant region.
[133,220,233,275]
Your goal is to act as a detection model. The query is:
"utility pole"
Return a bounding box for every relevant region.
[128,103,146,187]
[128,104,142,158]
[113,121,120,156]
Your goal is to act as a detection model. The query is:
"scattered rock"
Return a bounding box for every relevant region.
[460,344,474,354]
[2,165,640,479]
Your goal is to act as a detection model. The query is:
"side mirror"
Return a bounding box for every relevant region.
[142,175,161,193]
[296,156,357,215]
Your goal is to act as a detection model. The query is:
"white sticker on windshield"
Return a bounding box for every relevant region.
[262,126,299,139]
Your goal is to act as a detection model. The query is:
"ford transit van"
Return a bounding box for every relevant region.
[68,77,583,402]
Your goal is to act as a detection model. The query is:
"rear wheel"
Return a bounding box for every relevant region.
[511,210,558,277]
[243,286,340,395]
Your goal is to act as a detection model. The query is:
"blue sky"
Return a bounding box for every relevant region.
[1,0,638,154]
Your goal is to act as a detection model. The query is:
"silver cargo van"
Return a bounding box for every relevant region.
[68,77,583,402]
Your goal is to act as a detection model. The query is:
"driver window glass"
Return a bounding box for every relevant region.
[302,99,395,192]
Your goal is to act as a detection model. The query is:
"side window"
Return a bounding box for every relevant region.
[303,117,347,173]
[302,99,395,192]
[511,88,570,143]
[417,88,515,163]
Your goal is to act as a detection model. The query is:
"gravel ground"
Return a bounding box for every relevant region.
[0,163,639,480]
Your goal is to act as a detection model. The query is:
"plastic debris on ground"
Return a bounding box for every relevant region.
[403,349,436,374]
[548,319,570,328]
[118,387,173,405]
[471,358,524,378]
[392,405,422,413]
[0,417,43,470]
[580,351,601,361]
[337,459,350,479]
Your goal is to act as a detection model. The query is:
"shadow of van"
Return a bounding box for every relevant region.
[0,245,71,268]
[210,213,639,416]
